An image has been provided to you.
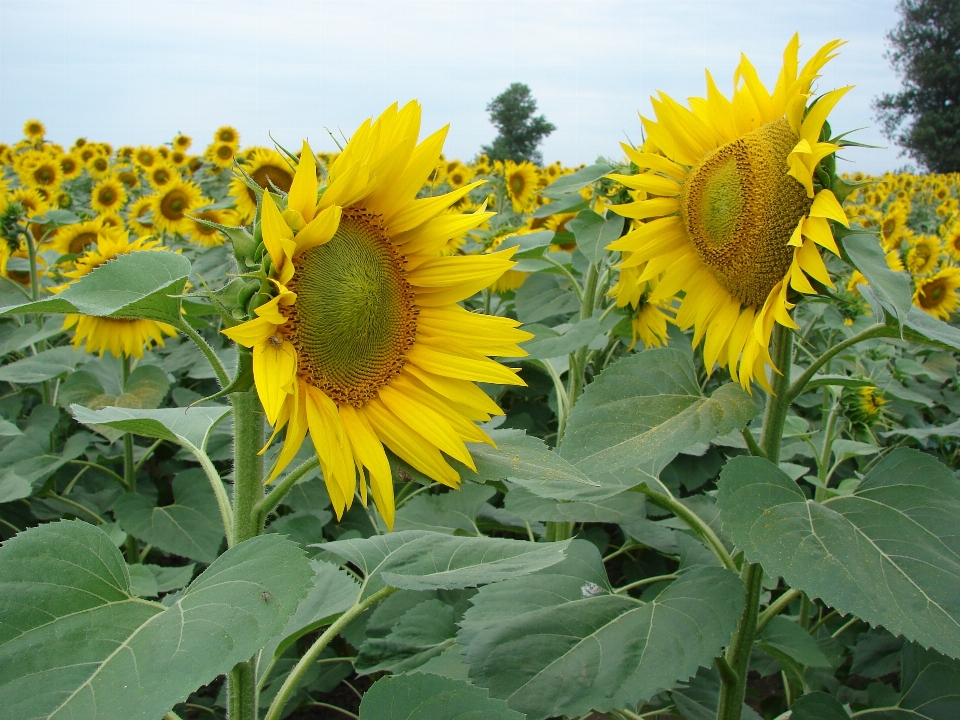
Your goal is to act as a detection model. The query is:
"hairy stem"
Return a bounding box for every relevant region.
[121,355,139,563]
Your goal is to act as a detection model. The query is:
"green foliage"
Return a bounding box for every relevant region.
[359,672,525,720]
[0,521,313,719]
[717,450,960,657]
[481,83,556,164]
[875,0,960,172]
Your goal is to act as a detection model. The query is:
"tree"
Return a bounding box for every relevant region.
[481,83,556,164]
[874,0,960,172]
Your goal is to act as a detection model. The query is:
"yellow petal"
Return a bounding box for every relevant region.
[253,338,296,425]
[287,141,318,224]
[305,385,356,517]
[406,342,525,386]
[295,205,342,256]
[221,316,277,347]
[261,191,296,270]
[340,404,394,529]
[809,189,849,227]
[801,216,840,256]
[267,381,309,483]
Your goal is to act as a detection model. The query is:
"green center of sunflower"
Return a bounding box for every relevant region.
[919,278,946,307]
[99,188,117,205]
[680,117,812,307]
[283,209,418,407]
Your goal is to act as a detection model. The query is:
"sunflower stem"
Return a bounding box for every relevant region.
[121,354,139,563]
[227,387,265,720]
[718,324,792,720]
[178,318,230,389]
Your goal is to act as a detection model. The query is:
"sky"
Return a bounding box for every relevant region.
[0,0,905,174]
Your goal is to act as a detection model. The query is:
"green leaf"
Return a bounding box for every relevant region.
[568,210,623,264]
[0,322,64,356]
[459,540,745,719]
[504,483,645,523]
[671,667,762,720]
[759,616,831,668]
[318,530,570,598]
[356,592,467,674]
[789,692,851,720]
[859,283,960,351]
[127,563,159,598]
[114,468,225,563]
[514,273,580,324]
[841,231,913,326]
[395,484,495,535]
[717,450,960,658]
[262,559,360,663]
[71,404,230,451]
[0,520,313,720]
[359,672,524,720]
[59,364,170,412]
[532,194,588,218]
[0,251,191,325]
[520,317,609,360]
[541,163,612,199]
[561,348,760,480]
[464,429,602,501]
[494,230,555,258]
[0,346,88,384]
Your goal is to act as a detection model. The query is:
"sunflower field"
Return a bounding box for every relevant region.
[3,36,960,720]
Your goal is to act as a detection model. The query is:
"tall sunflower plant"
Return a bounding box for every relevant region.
[3,39,960,720]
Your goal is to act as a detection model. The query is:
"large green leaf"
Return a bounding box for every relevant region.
[841,231,913,326]
[465,430,603,500]
[0,251,191,325]
[0,346,88,384]
[394,484,495,535]
[318,530,570,598]
[520,317,610,360]
[560,348,759,483]
[113,468,225,563]
[717,450,960,658]
[59,364,169,411]
[71,404,230,452]
[359,672,524,720]
[568,209,624,264]
[540,162,612,199]
[459,540,745,719]
[504,483,645,523]
[0,520,313,719]
[355,590,472,674]
[859,283,960,351]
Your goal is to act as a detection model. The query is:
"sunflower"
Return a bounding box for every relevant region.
[20,155,62,191]
[133,146,157,169]
[847,386,887,426]
[10,188,49,218]
[150,178,205,234]
[90,177,127,214]
[879,203,909,250]
[905,235,940,275]
[170,150,189,167]
[222,102,528,527]
[503,160,539,213]
[214,126,240,147]
[59,153,83,180]
[184,207,240,248]
[86,154,111,180]
[23,119,45,140]
[126,196,155,236]
[446,163,475,189]
[942,221,960,261]
[207,141,236,170]
[607,35,850,391]
[116,169,140,191]
[173,134,192,151]
[609,259,671,349]
[146,162,178,190]
[914,267,960,320]
[229,148,295,222]
[58,232,178,358]
[49,217,111,256]
[485,232,529,292]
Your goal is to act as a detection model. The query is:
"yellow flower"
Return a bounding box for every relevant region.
[879,203,908,250]
[85,153,111,180]
[10,187,49,218]
[58,232,178,358]
[905,235,940,275]
[914,267,960,320]
[446,163,475,189]
[173,134,192,151]
[90,177,127,215]
[607,35,850,392]
[214,126,240,147]
[49,217,113,256]
[23,119,45,140]
[503,160,539,213]
[59,153,83,181]
[149,178,205,234]
[126,196,155,237]
[184,207,240,248]
[207,141,236,170]
[222,102,529,528]
[133,146,158,169]
[230,148,294,222]
[608,258,671,350]
[146,162,178,190]
[18,153,62,191]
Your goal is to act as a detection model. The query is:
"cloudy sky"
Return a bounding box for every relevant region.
[1,0,904,174]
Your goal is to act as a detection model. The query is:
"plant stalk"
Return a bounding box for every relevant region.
[227,387,265,719]
[121,354,139,563]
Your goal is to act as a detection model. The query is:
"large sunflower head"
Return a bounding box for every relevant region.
[173,134,192,151]
[85,153,111,180]
[214,126,240,147]
[58,232,179,358]
[146,162,178,190]
[222,102,530,528]
[59,153,83,180]
[126,196,155,237]
[48,216,113,256]
[133,146,157,170]
[503,160,539,213]
[90,177,128,215]
[23,119,45,141]
[914,266,960,320]
[229,148,295,222]
[206,141,236,170]
[607,35,852,391]
[149,178,205,235]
